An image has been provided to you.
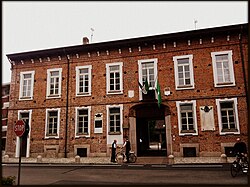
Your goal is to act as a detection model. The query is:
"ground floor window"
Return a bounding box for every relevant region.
[45,108,60,138]
[107,104,123,134]
[75,106,91,137]
[216,98,240,135]
[176,100,198,136]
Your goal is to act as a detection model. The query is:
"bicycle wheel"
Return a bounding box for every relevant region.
[128,153,137,163]
[231,161,240,177]
[116,152,125,162]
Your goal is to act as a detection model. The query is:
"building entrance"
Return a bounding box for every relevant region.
[137,118,166,156]
[130,102,170,157]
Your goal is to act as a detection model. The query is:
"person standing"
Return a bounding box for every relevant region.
[123,136,131,163]
[111,139,117,162]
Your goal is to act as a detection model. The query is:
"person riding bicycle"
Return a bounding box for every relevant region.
[233,138,248,163]
[122,136,131,163]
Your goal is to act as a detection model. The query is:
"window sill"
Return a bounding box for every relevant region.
[76,133,89,136]
[46,95,61,99]
[44,136,59,139]
[76,93,91,97]
[179,130,198,136]
[107,91,123,95]
[19,97,33,101]
[75,135,90,138]
[181,130,196,133]
[215,82,235,87]
[221,129,238,132]
[108,132,121,135]
[176,85,194,90]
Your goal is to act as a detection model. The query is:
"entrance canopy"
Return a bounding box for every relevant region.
[129,102,171,119]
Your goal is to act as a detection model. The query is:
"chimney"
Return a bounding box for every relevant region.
[82,37,89,45]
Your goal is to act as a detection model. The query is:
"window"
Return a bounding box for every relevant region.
[211,50,235,87]
[107,105,123,134]
[106,62,123,94]
[75,107,91,137]
[216,98,240,135]
[138,58,158,100]
[19,71,35,100]
[176,100,198,135]
[76,65,92,96]
[173,55,194,90]
[46,68,62,98]
[45,108,60,138]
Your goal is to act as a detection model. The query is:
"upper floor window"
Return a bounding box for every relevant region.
[173,55,194,90]
[106,62,123,94]
[107,105,123,134]
[76,65,92,96]
[216,98,240,135]
[211,50,235,87]
[138,58,158,100]
[45,108,60,138]
[46,68,62,99]
[75,106,91,137]
[176,100,198,136]
[19,71,35,100]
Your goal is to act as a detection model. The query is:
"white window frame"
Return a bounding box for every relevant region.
[173,55,195,90]
[211,50,235,87]
[76,65,92,96]
[75,106,91,138]
[106,62,123,94]
[46,68,62,99]
[176,100,198,136]
[19,71,35,100]
[216,98,240,135]
[15,110,32,157]
[106,104,123,135]
[45,108,60,139]
[138,58,158,100]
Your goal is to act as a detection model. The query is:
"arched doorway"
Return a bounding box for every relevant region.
[129,103,171,157]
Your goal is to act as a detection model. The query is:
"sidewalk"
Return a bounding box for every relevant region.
[2,155,235,165]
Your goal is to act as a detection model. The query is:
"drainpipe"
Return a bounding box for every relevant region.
[238,26,249,114]
[64,49,70,158]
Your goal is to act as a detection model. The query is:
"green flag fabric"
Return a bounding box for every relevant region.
[155,79,162,108]
[144,79,150,93]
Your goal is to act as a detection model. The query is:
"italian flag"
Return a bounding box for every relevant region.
[138,79,149,94]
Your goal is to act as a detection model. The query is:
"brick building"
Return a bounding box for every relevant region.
[2,83,10,154]
[5,23,248,159]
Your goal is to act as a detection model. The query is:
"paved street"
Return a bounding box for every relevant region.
[2,164,248,185]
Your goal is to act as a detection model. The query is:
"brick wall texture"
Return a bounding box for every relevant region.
[6,25,248,158]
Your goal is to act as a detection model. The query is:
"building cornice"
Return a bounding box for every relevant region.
[6,23,248,63]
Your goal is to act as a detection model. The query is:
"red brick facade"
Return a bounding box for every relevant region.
[2,83,10,153]
[6,24,248,158]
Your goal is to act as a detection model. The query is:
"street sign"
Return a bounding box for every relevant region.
[14,120,25,137]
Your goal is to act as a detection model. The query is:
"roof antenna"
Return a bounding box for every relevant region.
[90,28,94,43]
[194,19,198,30]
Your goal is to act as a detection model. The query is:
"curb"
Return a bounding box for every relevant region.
[2,162,231,169]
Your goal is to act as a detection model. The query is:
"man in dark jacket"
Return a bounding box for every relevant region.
[111,140,117,162]
[123,136,131,163]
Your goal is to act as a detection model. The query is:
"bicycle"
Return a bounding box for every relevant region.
[230,153,248,177]
[116,148,137,163]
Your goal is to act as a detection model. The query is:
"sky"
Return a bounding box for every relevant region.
[2,1,248,84]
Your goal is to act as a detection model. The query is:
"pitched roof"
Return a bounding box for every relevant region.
[6,23,248,61]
